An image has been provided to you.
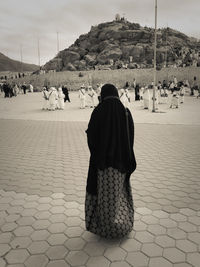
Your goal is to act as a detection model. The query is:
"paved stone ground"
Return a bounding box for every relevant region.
[0,92,200,267]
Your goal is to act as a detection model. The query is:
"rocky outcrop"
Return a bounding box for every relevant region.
[43,20,200,71]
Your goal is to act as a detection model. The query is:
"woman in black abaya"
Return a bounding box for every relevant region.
[85,84,136,239]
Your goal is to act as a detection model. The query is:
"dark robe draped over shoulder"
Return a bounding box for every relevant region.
[86,84,136,195]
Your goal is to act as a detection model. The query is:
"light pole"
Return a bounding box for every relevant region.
[57,31,60,54]
[20,44,23,72]
[152,0,157,112]
[37,37,41,68]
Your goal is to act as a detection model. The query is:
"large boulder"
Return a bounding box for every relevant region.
[62,50,80,67]
[97,47,122,64]
[84,54,97,65]
[64,63,76,71]
[67,46,87,58]
[73,60,87,70]
[44,58,63,71]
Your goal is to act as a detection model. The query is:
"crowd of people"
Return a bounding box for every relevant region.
[0,82,33,97]
[42,85,70,111]
[1,75,199,112]
[77,76,200,111]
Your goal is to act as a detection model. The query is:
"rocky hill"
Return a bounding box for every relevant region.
[0,53,39,72]
[44,19,200,71]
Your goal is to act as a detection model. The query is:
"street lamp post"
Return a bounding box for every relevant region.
[152,0,157,112]
[57,31,60,54]
[20,44,23,73]
[37,37,41,69]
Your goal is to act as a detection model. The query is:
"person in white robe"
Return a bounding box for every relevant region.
[194,86,199,98]
[48,87,58,111]
[57,87,65,109]
[88,86,96,108]
[124,88,131,108]
[119,88,126,106]
[96,84,101,103]
[13,84,19,96]
[170,90,179,108]
[29,84,34,93]
[139,86,144,100]
[42,87,49,110]
[79,85,86,109]
[143,86,150,109]
[179,85,185,103]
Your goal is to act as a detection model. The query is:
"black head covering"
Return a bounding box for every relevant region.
[100,83,119,101]
[86,84,136,195]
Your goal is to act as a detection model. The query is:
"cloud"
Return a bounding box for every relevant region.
[0,0,200,65]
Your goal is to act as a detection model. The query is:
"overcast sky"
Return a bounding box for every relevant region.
[1,0,200,65]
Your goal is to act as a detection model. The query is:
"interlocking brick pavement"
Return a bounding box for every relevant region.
[0,92,200,267]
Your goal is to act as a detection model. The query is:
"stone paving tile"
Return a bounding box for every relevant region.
[84,242,106,256]
[46,260,70,267]
[66,251,89,266]
[163,247,186,263]
[46,245,68,260]
[10,237,32,249]
[47,233,68,246]
[0,258,6,267]
[104,247,127,261]
[86,256,110,267]
[148,257,173,267]
[0,116,200,266]
[126,251,149,266]
[24,255,48,267]
[187,252,200,267]
[0,243,11,257]
[27,241,50,254]
[5,249,30,264]
[141,243,163,257]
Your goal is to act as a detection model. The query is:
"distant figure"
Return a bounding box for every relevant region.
[42,87,49,110]
[3,83,10,98]
[79,85,86,109]
[125,81,129,88]
[162,80,168,89]
[29,84,34,93]
[96,84,102,103]
[119,88,126,106]
[143,86,150,109]
[173,76,178,86]
[169,81,175,93]
[13,84,19,96]
[179,85,185,103]
[192,76,198,97]
[22,83,27,94]
[170,91,179,108]
[48,87,58,111]
[135,84,140,101]
[139,85,144,100]
[88,86,96,108]
[62,85,70,102]
[124,88,131,108]
[133,78,136,89]
[57,87,65,109]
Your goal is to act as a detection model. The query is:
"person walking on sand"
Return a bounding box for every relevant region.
[42,87,49,110]
[85,83,136,239]
[48,87,57,111]
[143,85,151,109]
[88,86,96,108]
[57,87,65,109]
[79,85,86,109]
[62,85,70,102]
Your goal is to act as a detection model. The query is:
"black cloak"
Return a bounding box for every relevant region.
[86,84,136,195]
